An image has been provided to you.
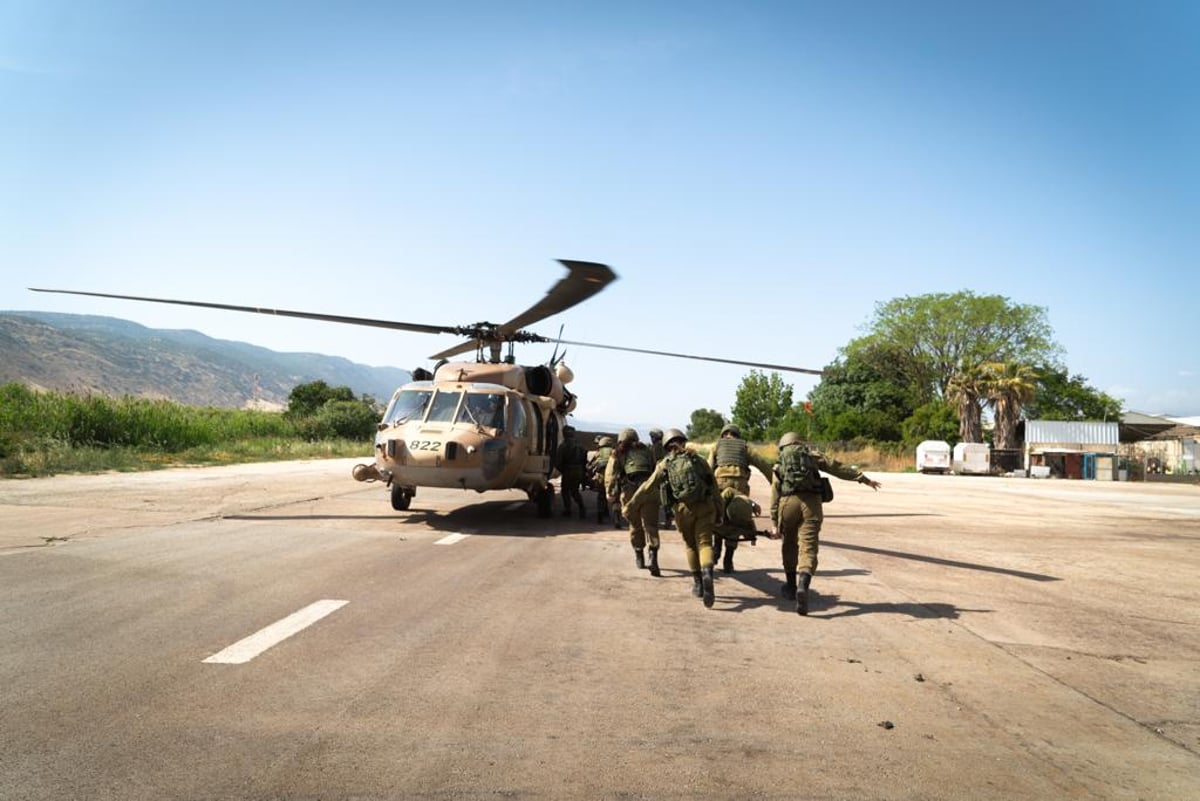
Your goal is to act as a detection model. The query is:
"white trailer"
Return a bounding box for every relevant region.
[953,442,992,475]
[915,440,952,473]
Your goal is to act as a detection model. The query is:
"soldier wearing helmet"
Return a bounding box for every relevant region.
[648,427,674,529]
[587,435,617,524]
[606,427,662,575]
[708,422,775,573]
[625,428,720,608]
[771,432,882,615]
[555,425,588,519]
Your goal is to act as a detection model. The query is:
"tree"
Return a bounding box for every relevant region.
[287,380,355,418]
[804,352,917,442]
[900,399,959,446]
[983,362,1038,449]
[947,366,986,443]
[687,408,726,441]
[731,370,793,442]
[848,291,1060,441]
[848,291,1060,402]
[1024,367,1123,421]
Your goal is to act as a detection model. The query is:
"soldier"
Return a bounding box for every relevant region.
[771,432,882,615]
[648,427,674,529]
[626,429,719,608]
[555,425,588,519]
[606,427,661,576]
[708,423,774,573]
[588,435,616,524]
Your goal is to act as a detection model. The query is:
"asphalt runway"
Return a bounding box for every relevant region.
[2,459,1197,800]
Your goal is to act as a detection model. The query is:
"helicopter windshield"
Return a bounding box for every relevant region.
[383,388,433,425]
[426,389,463,423]
[458,392,506,431]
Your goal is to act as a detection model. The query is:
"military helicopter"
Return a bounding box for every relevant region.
[31,260,822,516]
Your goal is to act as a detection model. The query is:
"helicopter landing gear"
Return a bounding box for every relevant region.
[390,484,414,511]
[535,484,556,519]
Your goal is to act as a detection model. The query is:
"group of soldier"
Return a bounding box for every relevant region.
[556,423,882,615]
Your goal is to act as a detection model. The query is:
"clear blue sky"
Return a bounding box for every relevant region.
[3,1,1197,426]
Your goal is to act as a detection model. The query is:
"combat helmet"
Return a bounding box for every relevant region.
[663,428,687,447]
[618,427,639,443]
[778,431,803,449]
[720,423,741,438]
[648,427,664,440]
[597,435,615,447]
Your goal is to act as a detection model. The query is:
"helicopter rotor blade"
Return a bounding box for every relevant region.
[557,338,825,376]
[27,288,459,336]
[425,260,615,360]
[496,260,616,336]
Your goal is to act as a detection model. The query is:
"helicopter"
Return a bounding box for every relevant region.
[31,260,823,517]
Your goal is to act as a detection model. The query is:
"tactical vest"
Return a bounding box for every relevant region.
[777,445,822,495]
[714,437,749,469]
[621,445,656,480]
[666,452,709,504]
[589,447,613,479]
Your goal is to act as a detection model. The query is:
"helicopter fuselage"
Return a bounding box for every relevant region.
[353,360,575,509]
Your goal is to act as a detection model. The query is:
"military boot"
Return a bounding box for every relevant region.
[722,542,735,574]
[648,548,661,577]
[796,571,813,616]
[712,536,722,565]
[701,566,715,608]
[780,570,797,601]
[690,571,703,597]
[634,548,646,570]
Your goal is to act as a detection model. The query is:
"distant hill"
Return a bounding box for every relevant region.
[0,311,411,409]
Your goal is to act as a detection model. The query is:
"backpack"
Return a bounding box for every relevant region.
[778,445,822,496]
[666,452,707,504]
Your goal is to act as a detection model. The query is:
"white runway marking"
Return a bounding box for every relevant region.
[435,532,469,545]
[203,599,348,664]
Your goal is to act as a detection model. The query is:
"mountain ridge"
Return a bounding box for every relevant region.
[0,311,411,409]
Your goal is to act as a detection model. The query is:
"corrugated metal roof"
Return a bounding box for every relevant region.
[1027,420,1119,447]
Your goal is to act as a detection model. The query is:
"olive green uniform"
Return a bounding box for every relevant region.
[606,442,660,551]
[555,432,588,517]
[708,436,774,568]
[588,444,615,523]
[627,448,718,575]
[770,446,868,577]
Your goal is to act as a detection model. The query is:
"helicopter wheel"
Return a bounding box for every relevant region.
[535,484,555,518]
[390,485,413,511]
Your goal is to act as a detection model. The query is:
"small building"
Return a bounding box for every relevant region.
[1024,420,1119,480]
[915,440,951,473]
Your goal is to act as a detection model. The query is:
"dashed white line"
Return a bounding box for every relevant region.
[435,532,470,545]
[202,599,348,664]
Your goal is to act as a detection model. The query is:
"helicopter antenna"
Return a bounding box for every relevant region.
[549,324,565,365]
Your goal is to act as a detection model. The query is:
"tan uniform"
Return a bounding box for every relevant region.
[627,448,718,573]
[606,442,660,550]
[771,446,867,576]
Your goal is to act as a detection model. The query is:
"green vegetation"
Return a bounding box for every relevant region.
[0,381,377,477]
[715,290,1120,451]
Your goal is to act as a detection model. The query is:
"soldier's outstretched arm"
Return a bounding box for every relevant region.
[624,463,666,518]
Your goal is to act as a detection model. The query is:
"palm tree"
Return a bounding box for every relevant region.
[983,362,1038,449]
[947,365,986,443]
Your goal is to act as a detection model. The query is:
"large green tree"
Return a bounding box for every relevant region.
[804,353,915,442]
[731,370,793,441]
[848,291,1060,402]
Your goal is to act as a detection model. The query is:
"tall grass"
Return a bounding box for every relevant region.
[0,383,369,476]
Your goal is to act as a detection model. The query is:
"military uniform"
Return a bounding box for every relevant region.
[588,437,616,523]
[555,427,588,518]
[708,425,774,572]
[606,429,661,574]
[771,432,880,614]
[648,428,674,528]
[626,429,719,608]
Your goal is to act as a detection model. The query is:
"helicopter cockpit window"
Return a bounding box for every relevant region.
[458,392,506,432]
[383,389,433,426]
[426,389,463,423]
